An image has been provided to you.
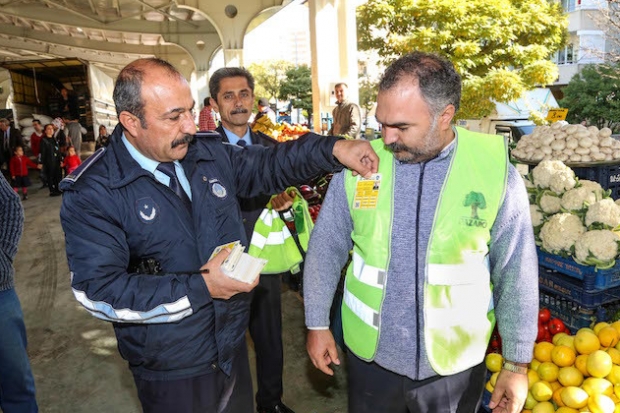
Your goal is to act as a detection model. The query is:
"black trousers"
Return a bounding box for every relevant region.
[249,273,284,408]
[347,352,486,413]
[134,342,253,413]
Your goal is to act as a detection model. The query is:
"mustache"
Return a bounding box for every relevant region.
[386,142,410,152]
[231,108,248,115]
[171,134,194,148]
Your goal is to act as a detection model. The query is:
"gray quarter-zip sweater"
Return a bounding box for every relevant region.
[304,135,538,380]
[0,176,24,291]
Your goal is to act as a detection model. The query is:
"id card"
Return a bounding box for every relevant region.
[352,173,381,209]
[209,241,240,261]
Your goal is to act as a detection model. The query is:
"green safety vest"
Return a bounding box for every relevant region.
[248,187,314,274]
[342,127,508,375]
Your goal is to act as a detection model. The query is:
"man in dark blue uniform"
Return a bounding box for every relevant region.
[210,67,295,413]
[60,58,378,413]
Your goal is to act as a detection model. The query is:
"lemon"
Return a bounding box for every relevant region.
[606,365,620,385]
[556,408,580,413]
[538,361,560,382]
[582,377,613,397]
[528,368,541,389]
[531,358,542,372]
[614,383,620,399]
[554,332,569,345]
[533,401,556,413]
[558,335,577,352]
[490,371,500,387]
[485,353,503,373]
[598,327,620,349]
[524,391,538,410]
[550,380,562,391]
[485,380,494,393]
[532,380,554,402]
[558,366,585,387]
[588,350,613,378]
[553,345,577,367]
[610,320,620,335]
[575,330,601,355]
[535,342,555,362]
[606,348,620,364]
[561,386,589,409]
[594,322,611,335]
[587,393,615,413]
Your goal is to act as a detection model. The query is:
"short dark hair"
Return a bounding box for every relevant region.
[379,52,461,116]
[32,119,41,125]
[203,97,211,107]
[113,57,181,129]
[209,67,255,102]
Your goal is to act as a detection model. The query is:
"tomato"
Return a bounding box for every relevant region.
[539,308,551,324]
[549,318,566,335]
[537,323,546,342]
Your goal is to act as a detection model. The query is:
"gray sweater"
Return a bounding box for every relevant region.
[304,137,539,380]
[0,176,24,291]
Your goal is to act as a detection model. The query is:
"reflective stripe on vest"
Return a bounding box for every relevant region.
[343,128,507,373]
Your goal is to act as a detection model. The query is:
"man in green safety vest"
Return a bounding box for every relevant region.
[304,52,538,413]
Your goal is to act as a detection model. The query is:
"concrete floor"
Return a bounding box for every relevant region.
[10,179,348,413]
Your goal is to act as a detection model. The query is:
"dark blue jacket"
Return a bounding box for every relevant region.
[60,125,341,380]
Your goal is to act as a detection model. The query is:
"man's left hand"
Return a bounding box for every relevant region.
[332,139,379,178]
[271,190,295,212]
[488,369,528,413]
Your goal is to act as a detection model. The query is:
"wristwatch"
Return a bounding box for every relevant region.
[502,361,528,375]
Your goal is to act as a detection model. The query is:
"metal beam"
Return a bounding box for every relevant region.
[86,0,97,14]
[132,0,199,28]
[40,0,105,24]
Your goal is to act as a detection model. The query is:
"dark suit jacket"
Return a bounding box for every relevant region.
[215,125,278,240]
[1,126,24,167]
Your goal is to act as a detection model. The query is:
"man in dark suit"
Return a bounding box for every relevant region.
[0,118,23,178]
[210,67,295,413]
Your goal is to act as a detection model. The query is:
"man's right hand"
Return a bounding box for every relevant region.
[307,329,340,376]
[200,249,259,299]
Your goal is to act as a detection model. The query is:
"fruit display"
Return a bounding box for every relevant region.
[512,122,619,165]
[484,320,620,413]
[251,115,310,142]
[538,308,569,343]
[525,160,620,270]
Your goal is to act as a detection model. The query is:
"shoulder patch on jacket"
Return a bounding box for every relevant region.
[62,147,106,184]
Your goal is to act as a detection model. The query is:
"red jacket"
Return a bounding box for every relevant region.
[10,155,38,177]
[30,132,43,157]
[63,154,82,174]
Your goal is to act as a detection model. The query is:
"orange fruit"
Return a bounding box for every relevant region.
[552,345,577,367]
[535,341,555,362]
[607,348,620,365]
[575,354,590,377]
[575,330,601,355]
[553,386,566,407]
[588,350,614,378]
[610,320,620,335]
[595,322,612,335]
[599,327,620,349]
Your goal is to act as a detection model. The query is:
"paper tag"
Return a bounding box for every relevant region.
[353,173,381,209]
[209,241,240,261]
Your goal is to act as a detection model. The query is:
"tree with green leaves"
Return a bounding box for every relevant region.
[279,65,313,125]
[559,64,620,132]
[247,60,293,103]
[357,0,567,119]
[463,191,486,219]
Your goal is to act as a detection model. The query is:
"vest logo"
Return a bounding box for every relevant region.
[136,197,159,224]
[462,191,487,228]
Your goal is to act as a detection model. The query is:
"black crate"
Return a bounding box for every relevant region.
[572,164,620,199]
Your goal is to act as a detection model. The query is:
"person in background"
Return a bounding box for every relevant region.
[256,98,277,124]
[0,118,24,178]
[328,83,362,139]
[30,120,46,188]
[95,125,110,150]
[210,66,295,413]
[63,115,83,158]
[198,97,217,131]
[9,145,41,201]
[60,57,378,413]
[304,52,538,413]
[0,174,39,412]
[40,124,62,197]
[62,146,82,176]
[51,117,67,156]
[60,87,79,120]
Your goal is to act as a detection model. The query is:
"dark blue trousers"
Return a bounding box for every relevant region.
[134,342,253,413]
[0,288,38,413]
[347,352,486,413]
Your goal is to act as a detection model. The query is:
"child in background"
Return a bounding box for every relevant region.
[62,146,81,175]
[9,145,41,201]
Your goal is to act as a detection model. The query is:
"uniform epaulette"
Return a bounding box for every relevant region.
[62,147,106,184]
[194,131,222,139]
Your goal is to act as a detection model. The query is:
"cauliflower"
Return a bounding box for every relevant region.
[549,169,577,193]
[579,180,603,193]
[538,191,562,214]
[531,160,573,189]
[574,230,620,270]
[530,204,544,227]
[616,199,620,208]
[560,186,599,212]
[585,198,620,228]
[539,213,586,255]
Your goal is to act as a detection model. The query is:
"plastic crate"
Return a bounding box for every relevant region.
[539,288,620,333]
[537,248,620,291]
[573,164,620,200]
[539,266,620,307]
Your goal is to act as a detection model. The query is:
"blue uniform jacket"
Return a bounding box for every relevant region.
[59,125,342,380]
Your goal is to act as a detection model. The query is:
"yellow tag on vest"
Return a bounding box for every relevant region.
[353,173,381,209]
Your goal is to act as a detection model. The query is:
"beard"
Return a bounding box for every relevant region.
[386,117,442,164]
